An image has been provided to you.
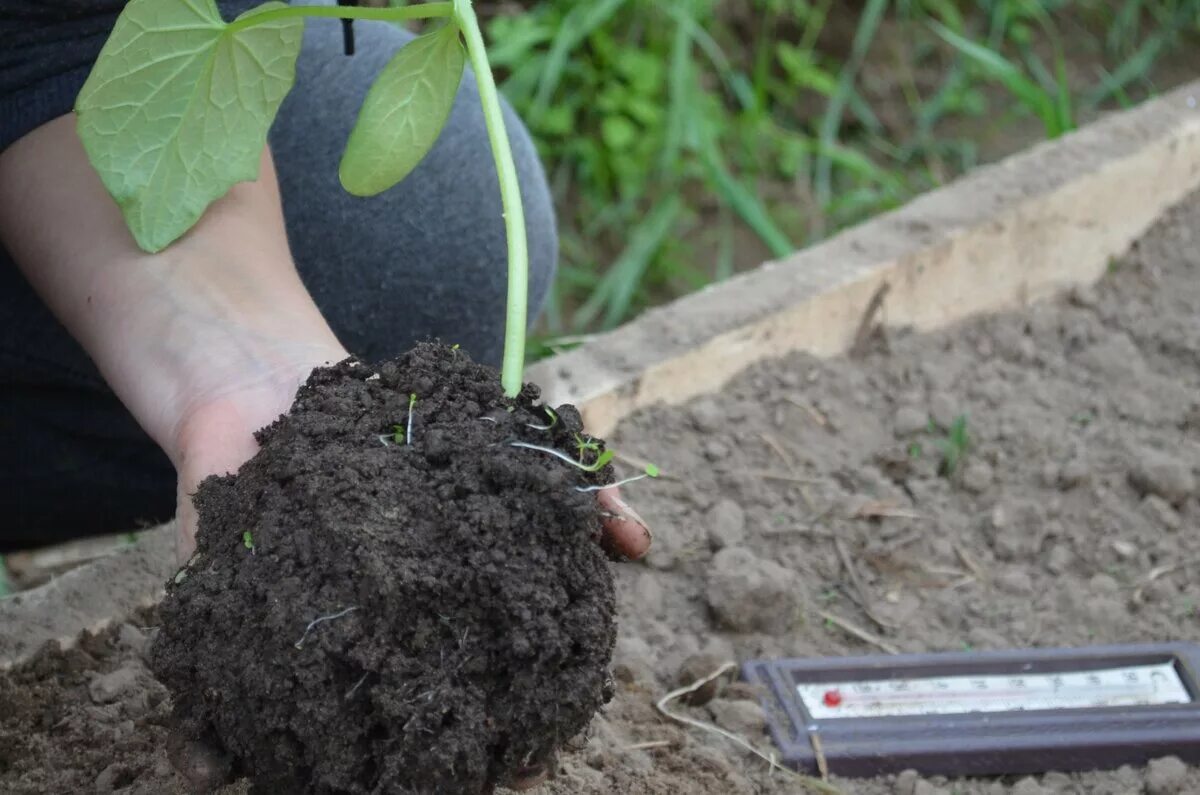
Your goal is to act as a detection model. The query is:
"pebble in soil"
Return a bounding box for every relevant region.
[149,343,619,794]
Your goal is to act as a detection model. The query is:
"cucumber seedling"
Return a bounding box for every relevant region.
[75,0,531,398]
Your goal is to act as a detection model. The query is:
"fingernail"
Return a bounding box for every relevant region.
[612,495,653,545]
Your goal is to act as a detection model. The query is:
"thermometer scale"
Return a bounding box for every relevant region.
[743,643,1200,777]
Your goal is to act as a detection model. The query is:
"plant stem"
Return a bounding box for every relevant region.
[227,2,453,33]
[454,0,529,398]
[229,0,528,396]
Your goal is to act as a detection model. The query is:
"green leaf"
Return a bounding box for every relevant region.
[339,23,465,197]
[930,22,1059,137]
[75,0,303,252]
[601,115,637,150]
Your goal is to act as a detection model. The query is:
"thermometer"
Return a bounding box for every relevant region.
[743,643,1200,777]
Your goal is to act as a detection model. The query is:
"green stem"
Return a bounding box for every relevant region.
[227,2,453,32]
[454,0,529,398]
[230,0,527,396]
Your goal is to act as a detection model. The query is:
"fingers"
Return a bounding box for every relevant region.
[508,766,550,791]
[597,487,652,561]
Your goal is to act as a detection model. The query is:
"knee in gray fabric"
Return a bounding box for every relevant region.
[269,18,557,366]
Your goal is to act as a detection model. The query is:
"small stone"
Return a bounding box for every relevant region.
[706,547,803,633]
[1045,544,1074,575]
[961,460,993,494]
[1142,495,1183,531]
[1146,755,1188,795]
[894,769,921,795]
[702,439,731,462]
[1058,457,1090,489]
[992,526,1039,562]
[689,398,723,434]
[928,393,958,430]
[707,499,746,550]
[88,665,140,705]
[1010,776,1049,795]
[707,698,766,737]
[893,406,928,437]
[676,654,725,706]
[995,570,1034,595]
[1111,539,1139,560]
[1130,449,1197,506]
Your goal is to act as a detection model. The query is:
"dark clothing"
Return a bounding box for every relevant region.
[0,4,557,550]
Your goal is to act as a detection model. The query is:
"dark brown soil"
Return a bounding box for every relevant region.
[150,343,619,794]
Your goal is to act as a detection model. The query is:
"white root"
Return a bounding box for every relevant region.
[655,661,843,794]
[294,606,359,650]
[575,474,650,493]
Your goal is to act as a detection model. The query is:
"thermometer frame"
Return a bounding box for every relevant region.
[742,642,1200,778]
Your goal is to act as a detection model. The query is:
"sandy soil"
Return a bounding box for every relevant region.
[2,190,1198,794]
[544,189,1200,795]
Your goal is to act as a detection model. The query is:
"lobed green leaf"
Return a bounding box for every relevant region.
[339,23,465,197]
[76,0,303,252]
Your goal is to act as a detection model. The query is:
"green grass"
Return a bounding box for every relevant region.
[482,0,1199,356]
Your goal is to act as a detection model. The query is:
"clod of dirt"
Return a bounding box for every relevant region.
[675,653,726,706]
[706,499,747,550]
[706,698,766,738]
[1146,756,1188,795]
[1129,448,1197,506]
[705,547,802,633]
[149,343,618,794]
[892,405,928,437]
[89,663,142,705]
[1009,778,1049,795]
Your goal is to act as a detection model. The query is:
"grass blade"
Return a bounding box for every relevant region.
[702,142,793,259]
[813,0,888,216]
[530,0,628,119]
[1084,33,1165,108]
[930,21,1060,137]
[573,196,683,330]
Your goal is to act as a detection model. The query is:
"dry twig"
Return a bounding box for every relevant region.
[833,538,896,630]
[655,662,842,794]
[817,609,900,655]
[1132,557,1200,604]
[849,281,891,357]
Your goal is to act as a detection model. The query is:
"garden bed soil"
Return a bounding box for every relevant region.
[2,189,1199,794]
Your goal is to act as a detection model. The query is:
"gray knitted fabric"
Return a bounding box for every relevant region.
[0,6,558,548]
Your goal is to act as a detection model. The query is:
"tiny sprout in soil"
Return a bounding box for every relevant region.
[406,392,417,446]
[509,441,614,473]
[242,531,255,553]
[575,462,661,493]
[525,405,558,431]
[936,415,971,477]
